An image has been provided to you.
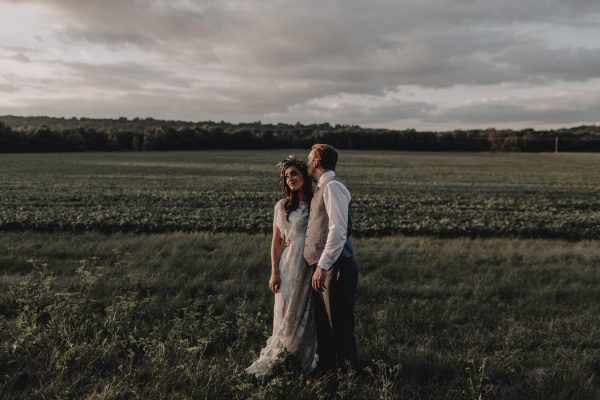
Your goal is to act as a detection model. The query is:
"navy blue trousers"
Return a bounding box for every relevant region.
[312,256,358,370]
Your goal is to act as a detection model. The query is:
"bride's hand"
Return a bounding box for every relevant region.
[269,271,281,293]
[281,234,291,247]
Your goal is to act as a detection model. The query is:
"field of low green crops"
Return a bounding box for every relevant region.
[1,150,599,238]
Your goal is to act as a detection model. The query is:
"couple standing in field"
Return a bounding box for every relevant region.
[246,144,359,378]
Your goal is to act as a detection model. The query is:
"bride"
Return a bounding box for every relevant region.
[246,155,317,378]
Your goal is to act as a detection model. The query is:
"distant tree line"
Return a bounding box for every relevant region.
[1,115,600,152]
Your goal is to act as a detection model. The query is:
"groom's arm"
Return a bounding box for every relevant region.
[318,181,351,270]
[312,182,350,291]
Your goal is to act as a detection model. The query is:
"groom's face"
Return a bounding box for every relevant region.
[307,150,318,178]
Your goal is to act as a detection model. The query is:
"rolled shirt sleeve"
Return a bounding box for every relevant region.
[318,180,351,270]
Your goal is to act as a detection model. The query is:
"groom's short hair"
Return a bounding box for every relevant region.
[311,143,338,170]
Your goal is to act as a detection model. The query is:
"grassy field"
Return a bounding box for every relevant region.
[1,150,600,399]
[2,232,599,399]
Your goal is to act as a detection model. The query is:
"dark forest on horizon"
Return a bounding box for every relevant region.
[1,115,600,153]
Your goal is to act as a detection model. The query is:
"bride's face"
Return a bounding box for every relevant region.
[284,165,304,192]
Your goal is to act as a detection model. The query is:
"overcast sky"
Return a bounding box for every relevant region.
[2,0,600,130]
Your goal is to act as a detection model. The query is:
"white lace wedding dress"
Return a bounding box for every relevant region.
[246,199,317,378]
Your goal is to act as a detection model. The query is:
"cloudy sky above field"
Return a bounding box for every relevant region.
[1,0,600,130]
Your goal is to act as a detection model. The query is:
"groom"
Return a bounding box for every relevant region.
[304,143,358,371]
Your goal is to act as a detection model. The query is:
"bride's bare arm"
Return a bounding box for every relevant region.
[269,225,283,293]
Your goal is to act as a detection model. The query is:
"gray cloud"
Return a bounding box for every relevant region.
[41,0,233,59]
[0,82,20,92]
[282,100,436,126]
[3,0,600,128]
[59,61,194,91]
[0,45,35,62]
[497,42,600,82]
[430,93,600,125]
[1,90,286,122]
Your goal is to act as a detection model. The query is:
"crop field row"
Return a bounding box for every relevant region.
[1,151,599,239]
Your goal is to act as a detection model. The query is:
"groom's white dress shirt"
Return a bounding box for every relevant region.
[315,170,351,271]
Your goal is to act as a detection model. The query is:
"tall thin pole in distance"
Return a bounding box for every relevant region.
[555,136,559,153]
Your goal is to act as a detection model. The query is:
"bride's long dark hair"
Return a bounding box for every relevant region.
[278,155,313,221]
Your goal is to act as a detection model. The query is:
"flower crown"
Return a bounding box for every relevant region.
[276,155,307,181]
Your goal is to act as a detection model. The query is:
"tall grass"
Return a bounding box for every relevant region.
[1,232,599,399]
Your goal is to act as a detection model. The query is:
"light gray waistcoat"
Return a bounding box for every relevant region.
[304,176,354,266]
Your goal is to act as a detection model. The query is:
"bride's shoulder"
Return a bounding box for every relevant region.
[274,198,286,211]
[273,199,287,226]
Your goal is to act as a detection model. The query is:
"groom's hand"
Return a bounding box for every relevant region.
[312,266,327,292]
